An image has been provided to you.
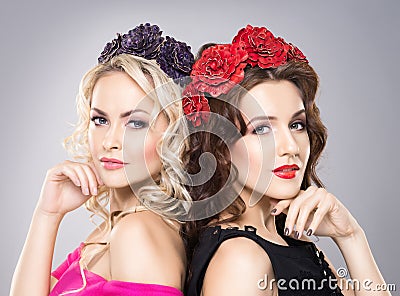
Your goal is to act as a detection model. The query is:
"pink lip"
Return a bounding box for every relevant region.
[273,164,299,179]
[100,157,126,170]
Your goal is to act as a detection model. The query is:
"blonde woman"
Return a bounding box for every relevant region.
[10,23,193,296]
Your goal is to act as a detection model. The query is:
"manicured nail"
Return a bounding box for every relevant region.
[91,187,98,195]
[294,231,300,239]
[271,208,277,214]
[76,179,81,187]
[284,227,290,236]
[83,187,89,195]
[306,229,313,236]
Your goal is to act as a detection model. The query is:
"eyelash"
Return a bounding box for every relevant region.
[127,120,148,129]
[91,116,108,126]
[252,121,307,135]
[252,125,271,135]
[90,116,148,129]
[290,121,307,131]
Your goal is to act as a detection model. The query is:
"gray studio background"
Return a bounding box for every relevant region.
[1,0,399,294]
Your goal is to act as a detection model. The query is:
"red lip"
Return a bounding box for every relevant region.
[273,164,299,179]
[100,157,126,170]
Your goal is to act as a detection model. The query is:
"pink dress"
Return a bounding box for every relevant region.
[50,244,184,296]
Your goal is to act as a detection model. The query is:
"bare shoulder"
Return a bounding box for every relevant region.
[110,210,184,252]
[109,210,185,289]
[85,221,107,242]
[202,236,275,296]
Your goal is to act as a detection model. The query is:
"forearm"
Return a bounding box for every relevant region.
[10,208,63,296]
[334,226,390,296]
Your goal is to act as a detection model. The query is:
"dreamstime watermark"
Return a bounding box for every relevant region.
[257,267,396,292]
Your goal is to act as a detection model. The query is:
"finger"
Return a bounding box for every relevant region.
[80,164,100,196]
[294,194,321,239]
[270,189,306,215]
[58,166,81,187]
[306,194,334,236]
[71,165,91,196]
[284,186,318,236]
[270,199,293,215]
[86,162,104,186]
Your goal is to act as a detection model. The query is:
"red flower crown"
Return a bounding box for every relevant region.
[182,24,308,127]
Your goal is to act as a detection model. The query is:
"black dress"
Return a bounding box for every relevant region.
[186,225,344,296]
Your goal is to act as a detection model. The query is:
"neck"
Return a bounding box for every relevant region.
[109,186,140,213]
[229,186,277,234]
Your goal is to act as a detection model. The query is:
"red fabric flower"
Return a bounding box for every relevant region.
[232,25,290,68]
[182,83,210,127]
[287,43,308,62]
[190,43,248,97]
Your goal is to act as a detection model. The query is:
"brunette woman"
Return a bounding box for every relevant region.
[183,25,389,296]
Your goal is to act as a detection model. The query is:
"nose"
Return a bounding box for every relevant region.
[275,127,300,158]
[103,124,123,151]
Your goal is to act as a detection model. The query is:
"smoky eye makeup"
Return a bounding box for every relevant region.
[247,119,272,135]
[126,118,149,129]
[90,110,108,126]
[290,115,307,131]
[90,116,108,126]
[125,113,150,129]
[290,121,306,131]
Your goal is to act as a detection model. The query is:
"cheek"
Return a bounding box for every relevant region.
[247,141,263,175]
[144,135,159,163]
[231,136,275,187]
[143,116,167,174]
[298,133,310,166]
[231,138,249,177]
[123,131,161,185]
[143,132,162,174]
[88,126,99,157]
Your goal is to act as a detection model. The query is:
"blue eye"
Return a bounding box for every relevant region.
[253,125,271,135]
[290,121,306,131]
[127,120,148,129]
[91,116,108,126]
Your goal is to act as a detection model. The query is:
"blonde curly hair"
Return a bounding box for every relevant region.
[61,54,191,293]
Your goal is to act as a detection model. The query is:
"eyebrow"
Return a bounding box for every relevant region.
[246,109,306,126]
[90,107,150,118]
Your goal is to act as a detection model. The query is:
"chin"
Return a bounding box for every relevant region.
[103,181,130,189]
[266,185,301,200]
[100,173,129,189]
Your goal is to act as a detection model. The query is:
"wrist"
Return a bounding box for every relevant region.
[332,223,366,248]
[33,207,65,225]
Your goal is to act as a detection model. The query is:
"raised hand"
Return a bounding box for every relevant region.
[271,186,360,240]
[37,160,104,216]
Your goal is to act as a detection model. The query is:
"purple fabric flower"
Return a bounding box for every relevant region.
[98,33,122,64]
[97,23,194,86]
[156,36,194,85]
[120,23,164,59]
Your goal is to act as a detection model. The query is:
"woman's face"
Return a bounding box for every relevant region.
[88,71,168,189]
[231,80,310,203]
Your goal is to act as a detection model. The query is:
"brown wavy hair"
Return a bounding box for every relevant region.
[183,44,328,267]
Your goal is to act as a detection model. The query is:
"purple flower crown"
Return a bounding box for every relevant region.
[98,23,194,86]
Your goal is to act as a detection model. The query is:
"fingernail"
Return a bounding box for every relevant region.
[306,229,313,236]
[271,208,277,214]
[76,179,81,187]
[92,187,98,195]
[83,187,89,195]
[284,227,290,236]
[294,231,299,239]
